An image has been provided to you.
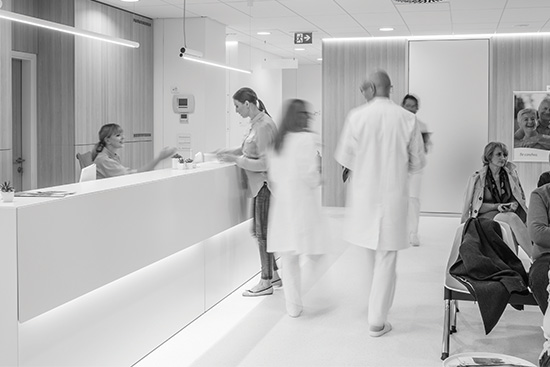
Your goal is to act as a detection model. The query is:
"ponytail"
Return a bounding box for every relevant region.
[257,99,270,117]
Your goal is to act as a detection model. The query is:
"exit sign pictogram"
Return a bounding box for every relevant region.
[294,32,312,44]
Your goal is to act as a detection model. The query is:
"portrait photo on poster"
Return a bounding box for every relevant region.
[513,91,550,162]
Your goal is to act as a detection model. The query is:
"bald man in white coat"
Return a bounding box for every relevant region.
[335,70,426,337]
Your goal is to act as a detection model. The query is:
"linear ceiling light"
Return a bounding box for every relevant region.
[182,54,251,74]
[0,9,140,48]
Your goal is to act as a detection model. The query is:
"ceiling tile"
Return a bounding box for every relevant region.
[449,0,506,11]
[225,1,297,18]
[395,2,450,13]
[500,8,550,23]
[399,11,451,26]
[306,14,362,30]
[353,12,406,27]
[277,0,347,16]
[333,0,397,13]
[451,9,503,24]
[506,0,550,8]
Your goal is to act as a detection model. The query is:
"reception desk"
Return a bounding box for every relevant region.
[0,163,259,366]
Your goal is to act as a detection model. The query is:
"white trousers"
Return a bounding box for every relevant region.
[364,248,398,328]
[408,172,423,237]
[282,254,302,313]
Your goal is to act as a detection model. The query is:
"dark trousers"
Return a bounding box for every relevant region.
[529,253,550,314]
[252,183,278,280]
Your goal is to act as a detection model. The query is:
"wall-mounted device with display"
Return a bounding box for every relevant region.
[173,94,195,123]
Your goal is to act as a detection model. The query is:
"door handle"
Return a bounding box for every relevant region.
[14,157,25,164]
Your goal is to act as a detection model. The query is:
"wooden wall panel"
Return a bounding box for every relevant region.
[0,0,12,155]
[322,39,407,207]
[491,36,550,202]
[36,0,75,188]
[75,1,153,145]
[11,0,38,54]
[131,15,154,141]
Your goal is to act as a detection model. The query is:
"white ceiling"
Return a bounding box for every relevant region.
[97,0,550,65]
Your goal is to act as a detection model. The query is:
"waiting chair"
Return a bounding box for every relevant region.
[441,221,537,360]
[76,151,93,169]
[79,163,97,182]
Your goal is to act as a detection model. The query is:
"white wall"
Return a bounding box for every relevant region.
[409,39,489,214]
[154,18,227,166]
[282,65,322,134]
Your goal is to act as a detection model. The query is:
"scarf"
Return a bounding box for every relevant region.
[486,167,512,203]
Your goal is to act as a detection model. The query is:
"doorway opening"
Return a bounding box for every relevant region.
[11,51,37,191]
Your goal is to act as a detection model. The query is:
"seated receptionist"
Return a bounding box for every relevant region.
[92,123,176,179]
[461,141,532,258]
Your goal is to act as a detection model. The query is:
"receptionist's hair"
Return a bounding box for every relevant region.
[233,87,270,117]
[92,123,123,161]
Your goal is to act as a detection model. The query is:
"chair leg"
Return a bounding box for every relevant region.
[451,300,458,334]
[441,299,451,360]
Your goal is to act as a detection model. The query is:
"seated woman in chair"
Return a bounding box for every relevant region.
[461,141,532,258]
[92,123,176,179]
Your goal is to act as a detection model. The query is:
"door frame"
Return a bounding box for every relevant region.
[12,51,37,190]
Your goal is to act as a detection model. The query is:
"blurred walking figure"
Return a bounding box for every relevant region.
[335,70,425,336]
[401,94,432,246]
[267,99,328,317]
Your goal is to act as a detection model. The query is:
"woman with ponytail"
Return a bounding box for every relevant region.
[93,123,176,179]
[216,87,281,297]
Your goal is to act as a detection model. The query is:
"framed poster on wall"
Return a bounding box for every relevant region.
[513,91,550,162]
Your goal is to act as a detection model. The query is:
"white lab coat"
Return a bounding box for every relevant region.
[335,97,426,251]
[267,132,328,254]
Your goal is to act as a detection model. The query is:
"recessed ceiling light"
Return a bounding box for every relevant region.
[380,27,394,32]
[294,48,305,51]
[317,58,322,61]
[121,0,139,2]
[257,31,271,35]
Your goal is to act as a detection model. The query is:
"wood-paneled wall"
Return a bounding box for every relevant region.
[75,0,153,173]
[322,39,408,207]
[491,36,550,201]
[36,0,75,188]
[0,0,12,183]
[12,0,38,54]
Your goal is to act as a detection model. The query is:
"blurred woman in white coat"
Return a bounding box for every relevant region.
[267,99,328,317]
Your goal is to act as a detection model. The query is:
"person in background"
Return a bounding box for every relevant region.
[342,78,376,183]
[267,99,328,317]
[216,87,281,297]
[527,173,550,367]
[461,142,532,258]
[92,123,176,179]
[335,70,425,337]
[401,94,431,246]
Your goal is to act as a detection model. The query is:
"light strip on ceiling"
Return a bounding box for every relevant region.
[324,31,550,42]
[182,55,251,74]
[0,9,140,48]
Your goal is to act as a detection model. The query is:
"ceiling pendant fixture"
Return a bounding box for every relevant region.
[178,0,251,74]
[0,4,139,48]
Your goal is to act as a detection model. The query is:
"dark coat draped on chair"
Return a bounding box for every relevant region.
[449,217,529,334]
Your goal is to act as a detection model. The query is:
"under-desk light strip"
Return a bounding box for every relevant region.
[0,9,140,48]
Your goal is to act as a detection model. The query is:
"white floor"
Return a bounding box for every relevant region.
[133,214,544,367]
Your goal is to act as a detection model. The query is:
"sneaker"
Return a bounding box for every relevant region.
[369,322,392,337]
[242,281,273,297]
[271,276,283,287]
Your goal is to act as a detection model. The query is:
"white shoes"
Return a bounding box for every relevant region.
[369,322,392,337]
[410,234,420,247]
